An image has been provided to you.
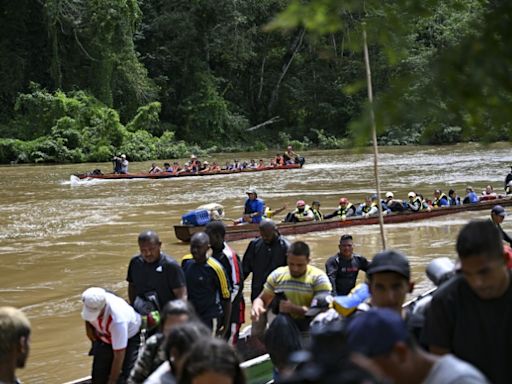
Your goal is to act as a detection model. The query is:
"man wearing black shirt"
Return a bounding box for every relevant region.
[127,230,187,313]
[242,220,289,338]
[325,234,369,296]
[181,232,231,336]
[423,220,512,384]
[205,221,244,344]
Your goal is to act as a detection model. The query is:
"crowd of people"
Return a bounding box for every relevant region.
[233,183,508,226]
[110,146,303,176]
[3,202,512,384]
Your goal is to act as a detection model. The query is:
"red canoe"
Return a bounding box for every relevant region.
[74,163,302,180]
[174,197,512,242]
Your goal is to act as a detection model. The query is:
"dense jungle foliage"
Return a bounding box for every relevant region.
[0,0,510,163]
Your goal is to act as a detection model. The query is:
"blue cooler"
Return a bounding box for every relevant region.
[181,209,210,226]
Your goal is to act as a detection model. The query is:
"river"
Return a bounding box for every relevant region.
[0,143,511,383]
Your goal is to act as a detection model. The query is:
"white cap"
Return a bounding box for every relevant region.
[385,192,394,198]
[408,191,416,198]
[81,287,106,322]
[190,154,197,159]
[121,154,126,159]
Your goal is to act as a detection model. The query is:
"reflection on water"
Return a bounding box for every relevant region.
[0,143,511,382]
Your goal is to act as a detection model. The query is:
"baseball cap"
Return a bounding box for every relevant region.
[305,293,333,317]
[296,200,306,207]
[121,154,126,159]
[81,287,107,322]
[408,191,416,198]
[367,250,411,280]
[492,205,506,217]
[385,192,394,198]
[246,187,257,195]
[190,154,197,159]
[346,308,408,357]
[339,197,348,204]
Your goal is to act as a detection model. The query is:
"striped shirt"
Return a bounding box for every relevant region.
[264,265,332,317]
[182,254,231,321]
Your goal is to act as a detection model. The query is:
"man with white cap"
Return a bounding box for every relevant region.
[81,287,141,384]
[384,192,405,212]
[490,205,512,246]
[407,192,422,212]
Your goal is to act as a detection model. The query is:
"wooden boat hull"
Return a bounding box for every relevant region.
[174,197,512,242]
[75,164,302,180]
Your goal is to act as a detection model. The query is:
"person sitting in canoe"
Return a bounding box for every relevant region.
[163,162,171,172]
[462,186,479,204]
[324,197,357,220]
[407,192,423,212]
[284,200,315,222]
[233,159,242,170]
[234,188,265,225]
[311,200,323,221]
[432,189,449,208]
[482,184,497,198]
[358,195,381,217]
[274,154,285,166]
[257,159,266,169]
[148,163,163,174]
[248,159,257,169]
[189,154,201,173]
[209,161,221,172]
[383,192,406,212]
[169,161,181,174]
[448,189,461,206]
[199,161,210,173]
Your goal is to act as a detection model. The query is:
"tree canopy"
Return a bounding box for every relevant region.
[0,0,510,163]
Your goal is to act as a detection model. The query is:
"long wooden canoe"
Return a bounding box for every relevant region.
[174,196,512,242]
[74,163,302,180]
[63,353,273,384]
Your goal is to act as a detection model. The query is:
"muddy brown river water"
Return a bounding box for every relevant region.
[1,144,511,383]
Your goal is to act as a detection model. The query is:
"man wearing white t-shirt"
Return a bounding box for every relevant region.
[81,287,141,384]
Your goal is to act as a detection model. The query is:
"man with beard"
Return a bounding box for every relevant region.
[251,241,332,331]
[0,307,31,384]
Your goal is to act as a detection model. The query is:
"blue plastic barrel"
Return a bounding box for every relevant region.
[181,209,210,226]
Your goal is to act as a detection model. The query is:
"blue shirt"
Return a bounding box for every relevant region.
[467,191,479,204]
[244,198,265,223]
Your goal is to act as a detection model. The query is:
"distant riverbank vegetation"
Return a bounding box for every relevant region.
[0,0,510,164]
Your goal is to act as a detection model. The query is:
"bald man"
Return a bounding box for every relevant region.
[127,230,186,314]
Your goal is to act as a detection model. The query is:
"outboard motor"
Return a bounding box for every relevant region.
[408,257,456,342]
[426,257,456,286]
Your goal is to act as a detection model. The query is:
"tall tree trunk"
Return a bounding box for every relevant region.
[362,23,386,250]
